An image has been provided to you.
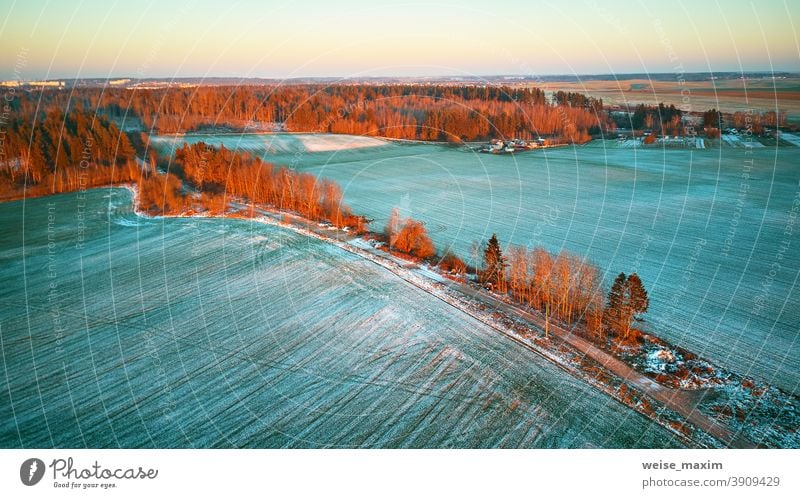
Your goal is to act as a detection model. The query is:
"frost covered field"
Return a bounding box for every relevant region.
[155,134,800,393]
[0,189,680,448]
[151,132,387,155]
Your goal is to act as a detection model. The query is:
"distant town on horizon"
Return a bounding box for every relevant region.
[3,71,799,87]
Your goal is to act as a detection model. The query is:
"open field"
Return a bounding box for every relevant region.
[538,78,800,123]
[779,132,800,147]
[0,189,682,448]
[151,132,389,156]
[154,133,800,394]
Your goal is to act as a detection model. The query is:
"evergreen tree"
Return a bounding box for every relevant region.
[627,273,649,326]
[606,272,627,333]
[482,234,507,292]
[606,272,649,340]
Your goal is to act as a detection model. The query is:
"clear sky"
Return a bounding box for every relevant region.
[0,0,798,79]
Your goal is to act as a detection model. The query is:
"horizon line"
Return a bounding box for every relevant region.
[4,70,800,83]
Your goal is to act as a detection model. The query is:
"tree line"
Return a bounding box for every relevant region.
[613,103,685,136]
[166,141,366,230]
[0,106,364,230]
[553,91,604,112]
[614,103,790,138]
[0,108,138,200]
[728,110,786,134]
[380,219,649,342]
[480,234,605,336]
[377,213,650,343]
[480,233,648,341]
[10,84,610,143]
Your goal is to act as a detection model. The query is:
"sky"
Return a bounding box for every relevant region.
[0,0,798,80]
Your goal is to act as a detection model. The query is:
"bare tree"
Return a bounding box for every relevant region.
[531,247,554,337]
[507,245,530,303]
[385,207,402,248]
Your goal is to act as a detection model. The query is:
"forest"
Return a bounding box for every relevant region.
[0,106,363,231]
[612,103,787,138]
[0,108,139,200]
[610,103,685,136]
[0,83,615,211]
[166,141,365,231]
[6,84,610,143]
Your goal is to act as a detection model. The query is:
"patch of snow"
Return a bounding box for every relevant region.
[644,348,677,373]
[297,134,387,152]
[414,264,446,283]
[778,132,800,147]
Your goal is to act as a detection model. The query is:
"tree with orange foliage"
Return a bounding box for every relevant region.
[393,218,436,259]
[507,245,530,303]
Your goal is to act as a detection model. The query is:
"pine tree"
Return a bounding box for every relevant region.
[482,234,507,293]
[606,272,649,340]
[627,273,649,332]
[606,272,627,337]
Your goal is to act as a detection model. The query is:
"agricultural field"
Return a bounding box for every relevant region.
[154,133,800,394]
[538,77,800,124]
[0,189,682,448]
[779,132,800,147]
[151,132,388,156]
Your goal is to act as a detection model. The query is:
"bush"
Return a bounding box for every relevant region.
[389,214,436,259]
[439,251,466,275]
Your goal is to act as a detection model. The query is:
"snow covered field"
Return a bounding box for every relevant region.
[152,134,800,394]
[150,132,388,156]
[297,134,388,151]
[779,132,800,147]
[0,189,680,448]
[721,134,765,148]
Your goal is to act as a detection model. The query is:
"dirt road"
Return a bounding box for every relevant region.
[446,281,755,448]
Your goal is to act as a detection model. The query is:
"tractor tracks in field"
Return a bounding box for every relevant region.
[328,236,755,448]
[223,203,756,448]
